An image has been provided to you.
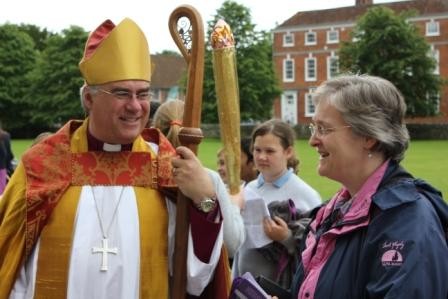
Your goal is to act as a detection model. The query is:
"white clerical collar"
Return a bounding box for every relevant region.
[103,143,122,152]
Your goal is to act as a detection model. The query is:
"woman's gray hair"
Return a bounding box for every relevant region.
[313,74,409,162]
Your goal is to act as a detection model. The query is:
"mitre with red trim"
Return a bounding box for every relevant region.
[79,18,151,85]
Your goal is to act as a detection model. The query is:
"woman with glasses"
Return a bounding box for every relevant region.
[291,74,448,299]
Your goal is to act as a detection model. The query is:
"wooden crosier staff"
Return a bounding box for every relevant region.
[169,5,204,298]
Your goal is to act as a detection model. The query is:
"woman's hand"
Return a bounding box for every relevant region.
[263,216,289,241]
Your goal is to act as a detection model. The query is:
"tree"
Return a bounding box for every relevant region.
[25,26,87,129]
[0,24,38,131]
[339,6,442,116]
[18,24,54,51]
[201,0,281,123]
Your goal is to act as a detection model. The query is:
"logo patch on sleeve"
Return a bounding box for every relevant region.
[381,241,404,267]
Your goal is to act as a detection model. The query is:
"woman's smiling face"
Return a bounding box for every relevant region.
[309,100,367,186]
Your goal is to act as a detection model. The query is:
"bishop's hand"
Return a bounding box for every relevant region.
[171,146,215,205]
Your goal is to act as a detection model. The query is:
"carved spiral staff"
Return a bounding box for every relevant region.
[169,5,204,299]
[169,5,204,136]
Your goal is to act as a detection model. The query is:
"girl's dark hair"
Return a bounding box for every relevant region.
[241,137,254,164]
[251,119,300,173]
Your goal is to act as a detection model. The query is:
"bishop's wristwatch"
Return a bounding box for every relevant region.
[195,195,217,213]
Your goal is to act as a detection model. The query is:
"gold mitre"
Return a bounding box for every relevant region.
[79,18,151,85]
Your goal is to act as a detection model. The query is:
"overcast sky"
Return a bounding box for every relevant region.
[2,0,405,53]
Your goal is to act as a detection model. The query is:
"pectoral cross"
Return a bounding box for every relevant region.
[92,238,118,271]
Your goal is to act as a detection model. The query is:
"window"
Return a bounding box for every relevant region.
[426,20,440,36]
[352,30,364,42]
[305,31,316,45]
[327,55,339,79]
[327,29,339,44]
[427,92,440,114]
[429,46,440,74]
[283,58,295,82]
[305,57,317,81]
[281,91,298,124]
[283,33,294,47]
[305,88,316,117]
[151,89,161,102]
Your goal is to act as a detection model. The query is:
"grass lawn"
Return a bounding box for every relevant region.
[11,138,447,201]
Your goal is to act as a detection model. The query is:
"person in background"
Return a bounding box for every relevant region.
[0,18,229,298]
[152,99,245,259]
[232,119,321,289]
[147,100,161,127]
[291,74,448,299]
[216,147,228,184]
[217,137,258,187]
[239,137,258,184]
[151,99,184,148]
[0,122,14,195]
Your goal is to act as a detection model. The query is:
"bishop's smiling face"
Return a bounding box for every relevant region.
[84,80,151,145]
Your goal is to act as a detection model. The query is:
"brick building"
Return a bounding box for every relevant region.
[150,54,186,103]
[272,0,448,125]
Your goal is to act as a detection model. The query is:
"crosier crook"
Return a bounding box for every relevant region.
[169,6,232,298]
[168,5,204,299]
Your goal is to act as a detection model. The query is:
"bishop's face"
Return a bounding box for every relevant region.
[85,80,151,145]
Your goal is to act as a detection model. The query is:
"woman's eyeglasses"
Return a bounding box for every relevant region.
[308,123,351,137]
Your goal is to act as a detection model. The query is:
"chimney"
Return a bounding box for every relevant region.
[356,0,374,5]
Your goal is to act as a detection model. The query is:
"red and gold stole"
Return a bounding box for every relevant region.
[22,119,176,298]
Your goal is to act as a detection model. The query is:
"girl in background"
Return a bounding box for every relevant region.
[216,137,257,187]
[233,119,321,289]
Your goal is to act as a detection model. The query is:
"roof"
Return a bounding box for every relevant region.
[276,0,448,30]
[150,54,186,89]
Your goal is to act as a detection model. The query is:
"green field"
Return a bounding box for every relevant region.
[11,139,447,201]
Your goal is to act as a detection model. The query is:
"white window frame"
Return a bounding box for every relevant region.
[426,20,440,36]
[327,28,339,44]
[281,91,298,125]
[305,88,316,117]
[283,57,295,82]
[305,31,317,46]
[352,30,364,42]
[327,55,339,79]
[151,89,161,102]
[429,46,440,74]
[305,56,317,82]
[283,32,294,47]
[427,92,440,114]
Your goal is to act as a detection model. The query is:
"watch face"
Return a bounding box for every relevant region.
[199,198,216,212]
